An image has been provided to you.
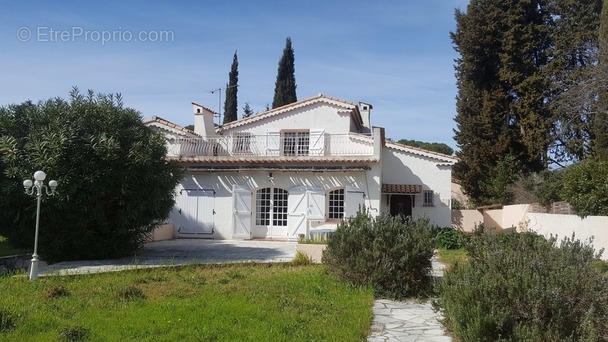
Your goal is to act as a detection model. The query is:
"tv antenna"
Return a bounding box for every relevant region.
[209,84,238,125]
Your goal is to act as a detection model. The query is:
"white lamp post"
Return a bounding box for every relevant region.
[23,170,57,280]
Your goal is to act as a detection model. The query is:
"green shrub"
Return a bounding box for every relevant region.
[562,160,608,217]
[434,227,469,250]
[437,231,608,341]
[322,210,435,298]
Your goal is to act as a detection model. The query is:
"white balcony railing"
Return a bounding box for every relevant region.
[168,133,374,158]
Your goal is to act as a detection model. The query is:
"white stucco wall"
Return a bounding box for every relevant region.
[525,213,608,260]
[380,146,453,227]
[172,169,381,240]
[222,102,355,136]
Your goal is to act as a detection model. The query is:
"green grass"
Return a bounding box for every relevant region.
[0,263,374,341]
[0,236,28,257]
[436,248,468,268]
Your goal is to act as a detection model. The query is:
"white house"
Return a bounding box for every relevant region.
[145,94,456,240]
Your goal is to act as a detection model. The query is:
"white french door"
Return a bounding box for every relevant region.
[253,187,288,238]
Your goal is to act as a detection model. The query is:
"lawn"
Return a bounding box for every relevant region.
[436,248,468,268]
[0,263,374,341]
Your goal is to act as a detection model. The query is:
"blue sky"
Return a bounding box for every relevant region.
[0,1,469,149]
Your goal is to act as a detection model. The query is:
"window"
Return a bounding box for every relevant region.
[283,131,309,156]
[328,188,345,219]
[232,132,252,154]
[423,190,434,207]
[255,187,288,226]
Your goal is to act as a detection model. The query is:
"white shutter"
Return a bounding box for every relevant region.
[309,129,325,156]
[288,186,307,239]
[196,189,215,234]
[266,129,280,156]
[307,189,325,220]
[345,190,365,218]
[232,186,252,239]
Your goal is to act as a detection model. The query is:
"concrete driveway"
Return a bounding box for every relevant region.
[42,239,297,276]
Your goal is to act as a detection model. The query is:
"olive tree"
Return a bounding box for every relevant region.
[0,89,182,261]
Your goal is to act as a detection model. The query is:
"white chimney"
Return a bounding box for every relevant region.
[192,102,216,136]
[358,102,373,133]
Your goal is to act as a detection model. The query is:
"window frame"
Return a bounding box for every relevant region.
[282,129,310,156]
[327,188,345,220]
[255,187,288,227]
[232,132,253,155]
[423,190,434,207]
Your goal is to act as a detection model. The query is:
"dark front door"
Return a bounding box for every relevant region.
[390,195,412,220]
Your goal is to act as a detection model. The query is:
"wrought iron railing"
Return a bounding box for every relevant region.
[169,133,374,157]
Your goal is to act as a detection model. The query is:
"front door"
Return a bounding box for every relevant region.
[253,187,288,238]
[390,195,413,220]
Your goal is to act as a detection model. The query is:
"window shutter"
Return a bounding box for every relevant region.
[309,129,325,156]
[307,189,325,220]
[266,129,280,156]
[345,190,365,218]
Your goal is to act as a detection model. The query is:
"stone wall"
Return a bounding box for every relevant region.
[527,201,573,215]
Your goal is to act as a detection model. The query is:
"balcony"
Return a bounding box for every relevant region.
[167,133,375,160]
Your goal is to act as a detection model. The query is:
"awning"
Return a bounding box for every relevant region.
[382,184,422,194]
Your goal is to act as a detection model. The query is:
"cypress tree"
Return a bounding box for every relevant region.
[223,51,238,124]
[272,37,297,108]
[595,0,608,161]
[452,0,552,205]
[242,103,254,118]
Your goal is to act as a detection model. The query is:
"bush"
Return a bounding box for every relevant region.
[437,231,608,341]
[0,89,182,261]
[434,227,469,250]
[322,210,435,298]
[562,160,608,217]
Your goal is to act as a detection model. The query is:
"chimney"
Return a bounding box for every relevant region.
[358,102,372,133]
[192,102,216,136]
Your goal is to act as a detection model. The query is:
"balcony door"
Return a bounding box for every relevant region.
[253,187,289,238]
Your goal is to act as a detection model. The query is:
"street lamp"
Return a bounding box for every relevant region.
[23,170,57,280]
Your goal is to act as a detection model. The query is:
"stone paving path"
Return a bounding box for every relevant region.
[368,300,451,342]
[367,256,452,342]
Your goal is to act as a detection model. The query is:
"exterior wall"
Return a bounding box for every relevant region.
[380,148,452,227]
[222,103,354,136]
[172,169,380,240]
[525,213,608,260]
[148,223,175,242]
[453,205,608,260]
[452,209,483,233]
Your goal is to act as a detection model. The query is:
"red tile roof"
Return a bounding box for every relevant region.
[381,184,422,194]
[169,156,379,165]
[144,116,196,135]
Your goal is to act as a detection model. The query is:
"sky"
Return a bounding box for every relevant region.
[0,0,470,149]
